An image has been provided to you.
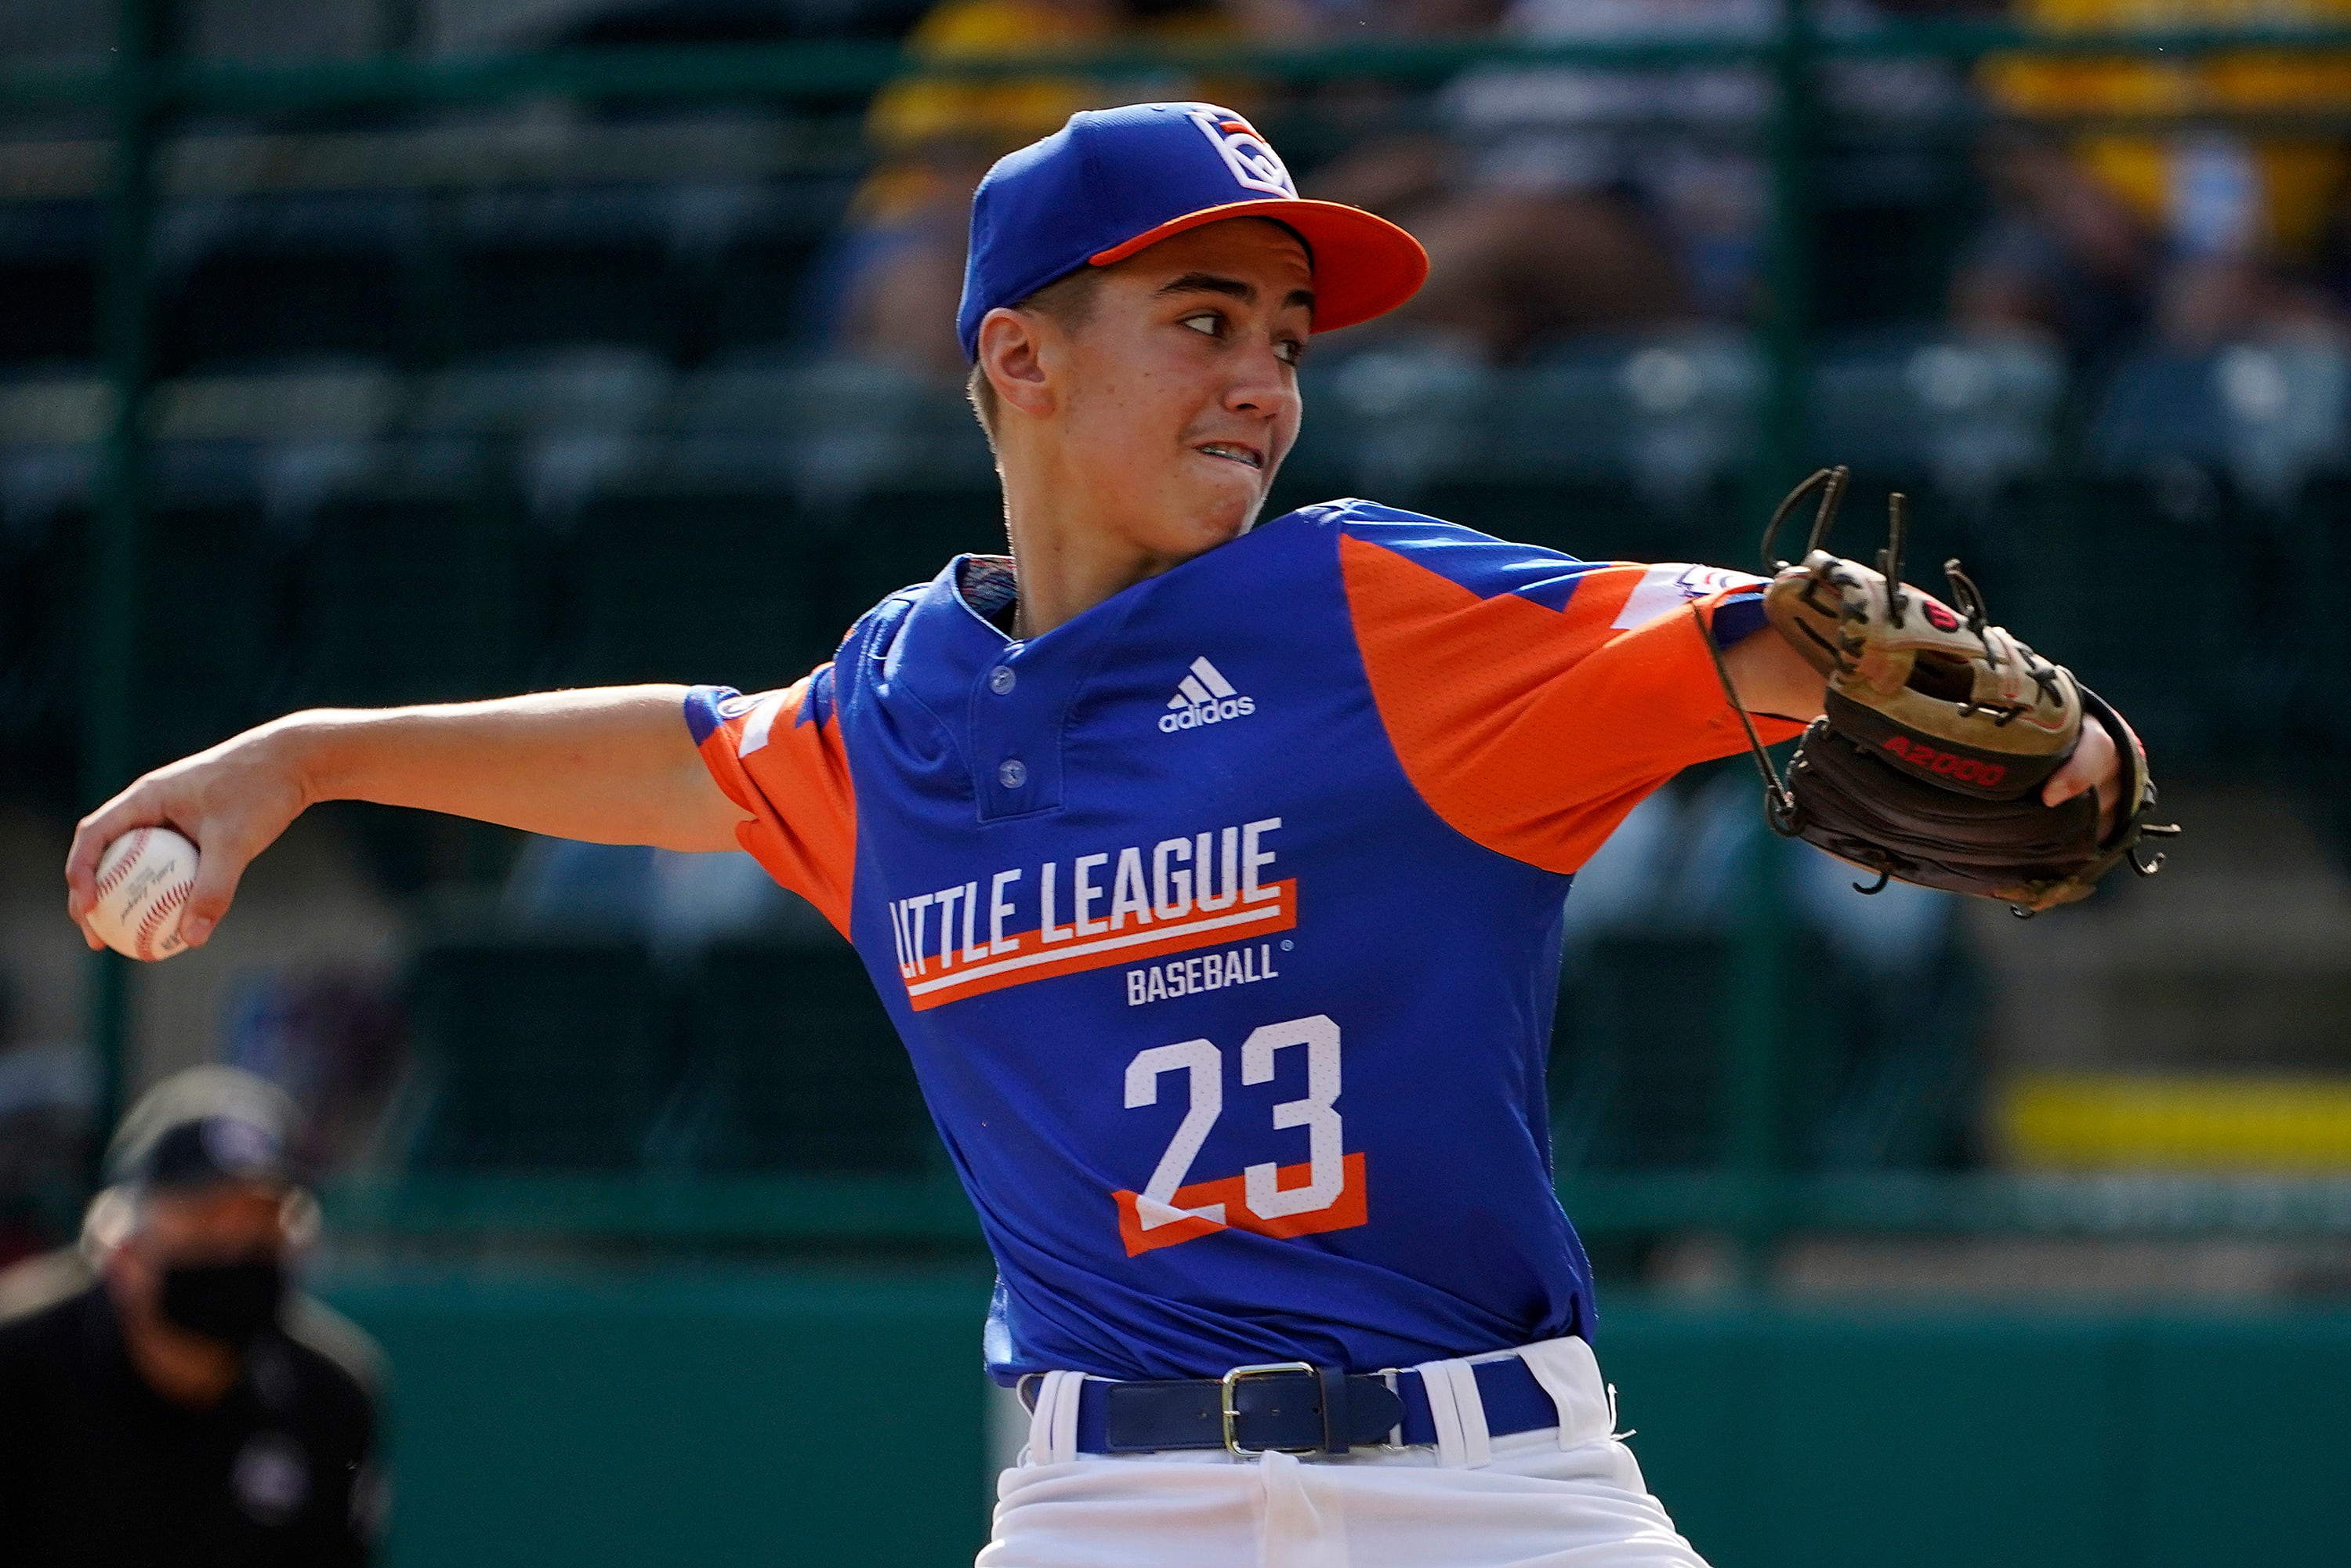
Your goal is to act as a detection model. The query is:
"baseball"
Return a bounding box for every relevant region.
[88,826,201,961]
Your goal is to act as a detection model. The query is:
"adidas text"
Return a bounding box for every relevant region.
[1160,657,1256,733]
[1159,695,1255,732]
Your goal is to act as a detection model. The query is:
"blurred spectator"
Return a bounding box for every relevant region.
[1313,0,1951,360]
[0,1067,383,1568]
[1967,0,2351,357]
[223,973,405,1177]
[1951,126,2159,364]
[824,0,1273,371]
[2310,159,2351,320]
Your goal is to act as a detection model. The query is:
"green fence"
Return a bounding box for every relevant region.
[325,1266,998,1568]
[321,1263,2351,1568]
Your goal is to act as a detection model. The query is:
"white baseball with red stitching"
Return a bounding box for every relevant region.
[88,827,201,962]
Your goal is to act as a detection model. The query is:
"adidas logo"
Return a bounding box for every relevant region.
[1158,656,1256,733]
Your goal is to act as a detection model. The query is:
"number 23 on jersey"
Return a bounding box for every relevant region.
[1115,1013,1369,1257]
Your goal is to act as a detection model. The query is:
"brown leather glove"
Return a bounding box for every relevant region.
[1708,467,2179,914]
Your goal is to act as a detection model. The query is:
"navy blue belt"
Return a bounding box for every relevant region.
[1021,1356,1561,1456]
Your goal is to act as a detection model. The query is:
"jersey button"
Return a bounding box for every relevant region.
[988,665,1016,695]
[997,758,1027,790]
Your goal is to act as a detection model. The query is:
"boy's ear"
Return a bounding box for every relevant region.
[978,307,1054,417]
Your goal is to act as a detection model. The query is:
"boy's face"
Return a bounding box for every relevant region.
[998,217,1313,561]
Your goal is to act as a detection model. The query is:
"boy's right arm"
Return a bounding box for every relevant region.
[63,686,747,952]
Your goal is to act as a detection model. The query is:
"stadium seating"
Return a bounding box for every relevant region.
[2212,341,2351,508]
[1806,329,2066,502]
[392,928,932,1177]
[0,370,108,534]
[1550,770,1978,1177]
[681,941,933,1174]
[147,358,399,526]
[697,183,857,357]
[402,938,675,1171]
[0,371,103,775]
[2089,341,2351,511]
[0,519,40,773]
[136,501,285,766]
[408,342,672,525]
[1291,332,1766,531]
[444,189,687,360]
[562,483,826,690]
[839,484,1003,608]
[6,501,283,773]
[0,203,100,369]
[2001,474,2259,772]
[1809,167,1979,335]
[671,349,993,495]
[155,196,426,374]
[1553,934,1733,1170]
[292,479,540,708]
[1277,333,1766,563]
[1413,478,1743,568]
[1552,923,1972,1174]
[1794,942,1978,1171]
[1,314,2327,804]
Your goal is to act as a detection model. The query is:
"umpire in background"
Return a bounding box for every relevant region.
[0,1066,384,1566]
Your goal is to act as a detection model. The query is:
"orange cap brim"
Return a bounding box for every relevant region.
[1088,199,1429,335]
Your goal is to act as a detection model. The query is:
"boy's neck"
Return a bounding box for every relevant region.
[998,457,1191,642]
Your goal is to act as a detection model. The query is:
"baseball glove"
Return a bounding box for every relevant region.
[1703,466,2179,914]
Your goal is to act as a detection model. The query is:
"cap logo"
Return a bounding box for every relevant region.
[202,1115,279,1176]
[1185,107,1295,199]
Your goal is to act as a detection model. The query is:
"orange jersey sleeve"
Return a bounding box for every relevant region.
[1338,520,1805,875]
[684,672,859,936]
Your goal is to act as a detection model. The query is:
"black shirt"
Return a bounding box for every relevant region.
[0,1253,382,1568]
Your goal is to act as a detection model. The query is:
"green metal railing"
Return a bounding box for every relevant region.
[36,6,2350,1237]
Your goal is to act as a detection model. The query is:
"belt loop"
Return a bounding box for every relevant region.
[1515,1334,1610,1450]
[1409,1355,1491,1468]
[1027,1370,1085,1465]
[1379,1370,1404,1449]
[1315,1365,1349,1455]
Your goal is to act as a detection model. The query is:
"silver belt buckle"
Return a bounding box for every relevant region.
[1219,1361,1319,1458]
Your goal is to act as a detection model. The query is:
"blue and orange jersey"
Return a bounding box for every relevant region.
[686,500,1799,1382]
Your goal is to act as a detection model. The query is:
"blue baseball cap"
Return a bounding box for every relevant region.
[956,102,1429,361]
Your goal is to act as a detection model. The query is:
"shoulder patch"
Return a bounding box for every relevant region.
[1608,563,1765,628]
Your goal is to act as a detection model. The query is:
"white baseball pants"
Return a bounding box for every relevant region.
[976,1336,1711,1568]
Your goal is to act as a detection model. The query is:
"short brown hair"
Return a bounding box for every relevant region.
[965,266,1104,450]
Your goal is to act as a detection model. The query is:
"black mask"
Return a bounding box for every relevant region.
[158,1257,285,1345]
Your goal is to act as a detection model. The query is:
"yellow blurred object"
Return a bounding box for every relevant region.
[868,0,1114,158]
[1983,0,2351,260]
[867,0,1237,159]
[2001,1071,2351,1171]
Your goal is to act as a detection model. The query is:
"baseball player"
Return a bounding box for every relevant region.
[67,103,2134,1567]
